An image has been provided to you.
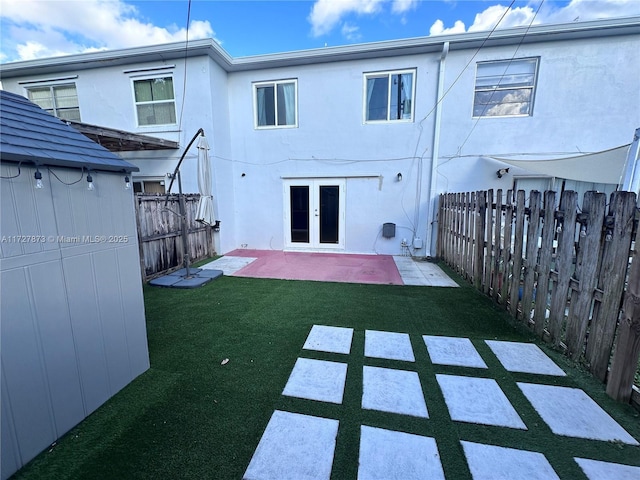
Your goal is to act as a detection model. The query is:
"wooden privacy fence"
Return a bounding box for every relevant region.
[438,189,640,404]
[134,194,215,280]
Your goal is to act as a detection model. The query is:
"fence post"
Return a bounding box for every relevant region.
[565,191,606,358]
[521,191,541,324]
[509,190,526,317]
[474,191,486,290]
[587,191,636,381]
[607,213,640,402]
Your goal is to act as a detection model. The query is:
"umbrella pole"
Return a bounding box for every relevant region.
[177,170,191,278]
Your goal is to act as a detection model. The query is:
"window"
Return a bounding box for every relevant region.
[364,69,415,123]
[473,58,539,117]
[253,79,297,128]
[133,76,176,126]
[27,84,81,121]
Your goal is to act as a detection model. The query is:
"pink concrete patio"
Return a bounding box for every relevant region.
[217,249,404,285]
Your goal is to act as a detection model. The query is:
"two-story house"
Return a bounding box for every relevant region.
[2,16,638,257]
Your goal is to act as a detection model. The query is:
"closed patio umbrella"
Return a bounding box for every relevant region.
[195,134,215,225]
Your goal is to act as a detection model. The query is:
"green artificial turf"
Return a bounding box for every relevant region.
[12,267,640,479]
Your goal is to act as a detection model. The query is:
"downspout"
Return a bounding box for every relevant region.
[425,41,449,258]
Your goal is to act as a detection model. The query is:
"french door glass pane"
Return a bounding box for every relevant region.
[319,185,339,244]
[290,186,309,243]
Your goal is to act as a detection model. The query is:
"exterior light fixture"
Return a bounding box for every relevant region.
[397,172,402,182]
[496,168,509,178]
[87,173,95,191]
[124,175,131,190]
[34,168,43,189]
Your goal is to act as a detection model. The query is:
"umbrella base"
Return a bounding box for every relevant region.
[149,269,223,288]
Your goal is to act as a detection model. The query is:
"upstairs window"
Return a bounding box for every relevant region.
[27,84,81,121]
[474,58,539,117]
[254,79,297,128]
[133,76,176,126]
[364,69,415,123]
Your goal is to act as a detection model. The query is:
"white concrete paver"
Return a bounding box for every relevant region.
[436,374,527,429]
[393,256,459,287]
[574,458,640,480]
[365,330,415,362]
[303,325,353,354]
[358,426,445,480]
[486,340,566,376]
[362,366,428,418]
[461,441,560,480]
[282,358,348,404]
[200,256,257,275]
[246,329,639,480]
[518,383,639,444]
[243,410,339,480]
[423,336,488,368]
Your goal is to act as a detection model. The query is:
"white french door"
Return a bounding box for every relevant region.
[284,178,345,250]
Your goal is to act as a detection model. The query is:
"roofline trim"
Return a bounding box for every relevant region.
[1,16,638,77]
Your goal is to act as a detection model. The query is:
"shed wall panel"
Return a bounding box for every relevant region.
[93,248,132,394]
[0,268,57,463]
[62,253,111,415]
[28,261,85,436]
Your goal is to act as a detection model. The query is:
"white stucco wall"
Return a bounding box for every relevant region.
[435,33,640,195]
[226,55,439,255]
[2,26,638,256]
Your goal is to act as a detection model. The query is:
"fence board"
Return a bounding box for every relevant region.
[521,191,541,324]
[548,190,578,345]
[493,190,503,304]
[500,190,514,307]
[474,191,486,289]
[509,191,526,317]
[465,192,473,280]
[587,191,636,381]
[607,221,640,402]
[532,191,556,336]
[565,192,606,358]
[483,190,494,295]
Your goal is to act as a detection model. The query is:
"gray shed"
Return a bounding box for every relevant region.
[0,91,149,479]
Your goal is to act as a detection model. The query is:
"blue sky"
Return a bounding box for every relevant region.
[1,0,639,62]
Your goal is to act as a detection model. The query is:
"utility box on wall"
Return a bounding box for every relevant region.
[382,222,396,238]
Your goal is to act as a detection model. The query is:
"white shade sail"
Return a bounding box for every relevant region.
[491,144,631,185]
[195,134,215,225]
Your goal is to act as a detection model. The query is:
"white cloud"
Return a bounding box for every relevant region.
[430,0,640,36]
[391,0,418,14]
[341,22,362,41]
[308,0,386,37]
[429,19,466,36]
[0,0,216,61]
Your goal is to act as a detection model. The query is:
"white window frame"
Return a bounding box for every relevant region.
[473,57,539,118]
[26,82,81,121]
[253,79,298,129]
[131,75,177,127]
[363,68,416,124]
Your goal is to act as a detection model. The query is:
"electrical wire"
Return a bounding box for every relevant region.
[455,0,545,156]
[178,0,192,132]
[0,162,21,179]
[48,167,85,185]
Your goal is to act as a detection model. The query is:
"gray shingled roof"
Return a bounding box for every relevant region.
[0,90,138,172]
